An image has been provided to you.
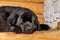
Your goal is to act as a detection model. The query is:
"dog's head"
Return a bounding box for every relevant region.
[9,22,36,34]
[20,22,36,34]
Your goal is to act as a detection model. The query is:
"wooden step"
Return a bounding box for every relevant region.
[57,22,60,29]
[0,0,44,3]
[0,1,44,14]
[36,14,44,24]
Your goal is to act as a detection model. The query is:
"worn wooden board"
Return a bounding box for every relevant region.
[0,0,44,3]
[0,30,60,40]
[36,14,44,24]
[57,22,60,29]
[0,1,44,14]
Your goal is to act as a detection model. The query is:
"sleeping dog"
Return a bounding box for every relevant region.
[6,6,40,33]
[0,6,50,34]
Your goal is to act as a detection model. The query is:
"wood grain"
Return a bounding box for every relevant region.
[0,0,44,3]
[0,30,60,40]
[57,22,60,29]
[36,14,45,24]
[0,1,44,14]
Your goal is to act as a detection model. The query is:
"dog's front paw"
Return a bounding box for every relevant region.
[9,26,22,34]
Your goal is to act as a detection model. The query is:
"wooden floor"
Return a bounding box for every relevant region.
[0,30,60,40]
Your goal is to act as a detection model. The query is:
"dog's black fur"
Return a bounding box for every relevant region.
[22,22,36,34]
[0,6,41,33]
[0,6,50,34]
[40,24,50,30]
[0,12,11,32]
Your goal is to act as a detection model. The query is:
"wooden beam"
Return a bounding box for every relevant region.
[0,0,44,3]
[0,1,44,14]
[36,14,44,24]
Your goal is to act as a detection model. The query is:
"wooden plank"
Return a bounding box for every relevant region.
[36,14,44,24]
[57,22,60,29]
[0,30,60,40]
[0,0,44,3]
[0,1,44,14]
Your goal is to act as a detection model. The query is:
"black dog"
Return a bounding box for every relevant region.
[8,7,41,33]
[0,6,50,34]
[0,6,41,33]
